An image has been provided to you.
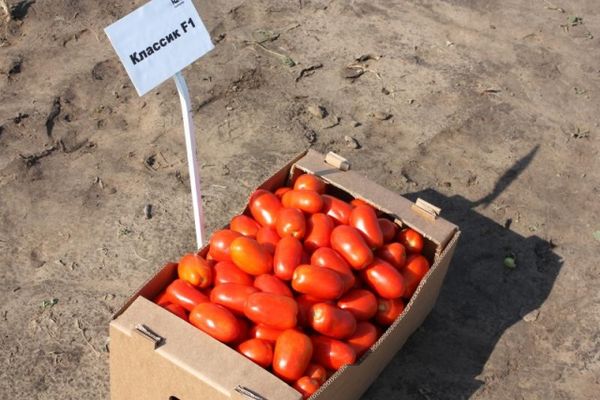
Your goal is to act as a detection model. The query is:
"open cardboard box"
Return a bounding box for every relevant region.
[110,149,460,400]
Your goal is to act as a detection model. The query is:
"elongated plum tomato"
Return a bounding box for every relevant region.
[233,318,250,344]
[350,205,384,249]
[244,292,298,330]
[337,289,378,321]
[273,329,313,382]
[214,261,254,286]
[293,376,321,399]
[304,363,327,384]
[402,254,430,298]
[376,297,405,325]
[189,302,240,343]
[276,207,306,239]
[310,335,356,371]
[321,195,353,225]
[210,283,258,315]
[254,274,293,297]
[249,324,284,343]
[330,225,374,270]
[310,247,355,292]
[309,303,357,339]
[304,213,334,253]
[350,198,370,208]
[378,218,397,243]
[282,190,323,214]
[256,226,280,254]
[230,237,273,276]
[296,294,330,327]
[208,229,241,262]
[274,236,303,281]
[177,253,213,288]
[249,189,282,228]
[292,265,345,300]
[376,242,407,270]
[237,338,274,368]
[397,228,424,254]
[362,258,405,299]
[230,215,261,238]
[275,187,292,199]
[155,290,170,306]
[294,174,326,194]
[346,321,379,357]
[162,303,188,320]
[165,279,209,311]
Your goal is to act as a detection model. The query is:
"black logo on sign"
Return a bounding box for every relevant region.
[171,0,184,7]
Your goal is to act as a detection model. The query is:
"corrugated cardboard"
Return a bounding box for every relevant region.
[110,149,460,400]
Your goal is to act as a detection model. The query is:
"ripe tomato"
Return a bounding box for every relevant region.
[375,297,405,325]
[249,189,282,228]
[310,247,356,293]
[273,236,303,281]
[292,265,345,300]
[321,195,353,225]
[155,290,170,306]
[297,294,330,327]
[249,324,284,343]
[165,279,209,311]
[177,253,213,288]
[346,321,379,357]
[330,225,374,270]
[304,363,327,384]
[230,237,273,276]
[376,242,407,270]
[397,228,424,254]
[304,213,334,253]
[350,205,384,249]
[230,215,261,238]
[210,283,258,315]
[189,302,240,343]
[350,198,370,208]
[282,190,323,214]
[256,226,280,254]
[273,329,313,382]
[275,187,292,199]
[293,376,321,399]
[254,274,293,297]
[402,254,430,298]
[362,258,406,299]
[294,174,326,194]
[244,292,298,330]
[378,218,397,243]
[276,207,306,239]
[237,338,274,368]
[233,318,250,344]
[310,335,356,371]
[208,230,242,262]
[162,303,188,320]
[310,303,357,339]
[214,261,254,286]
[337,289,377,321]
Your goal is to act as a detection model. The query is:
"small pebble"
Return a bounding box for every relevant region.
[307,104,327,119]
[144,204,153,219]
[370,111,392,120]
[344,135,360,149]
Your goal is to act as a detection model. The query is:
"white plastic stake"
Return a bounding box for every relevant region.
[173,71,205,249]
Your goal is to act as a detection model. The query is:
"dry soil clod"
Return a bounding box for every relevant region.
[307,104,327,119]
[344,135,360,149]
[370,111,392,121]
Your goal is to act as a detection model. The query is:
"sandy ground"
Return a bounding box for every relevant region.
[1,0,599,398]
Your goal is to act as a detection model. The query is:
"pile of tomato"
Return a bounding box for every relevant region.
[154,173,430,399]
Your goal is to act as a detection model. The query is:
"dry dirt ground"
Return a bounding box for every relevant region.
[1,0,599,399]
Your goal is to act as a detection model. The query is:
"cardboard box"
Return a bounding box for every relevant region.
[110,149,460,400]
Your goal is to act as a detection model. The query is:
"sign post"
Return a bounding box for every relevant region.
[104,0,214,248]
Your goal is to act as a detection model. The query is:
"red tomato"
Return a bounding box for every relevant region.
[378,218,397,243]
[165,279,209,311]
[362,258,406,299]
[376,242,407,270]
[310,247,356,293]
[304,213,334,253]
[350,205,384,249]
[294,174,326,194]
[376,297,405,325]
[350,198,370,208]
[249,189,282,228]
[402,254,430,298]
[337,289,377,321]
[310,335,356,371]
[210,283,258,315]
[397,228,424,254]
[304,363,327,384]
[254,274,293,297]
[237,338,274,368]
[230,215,261,238]
[275,187,292,199]
[155,290,170,306]
[321,195,353,225]
[310,303,357,339]
[282,190,323,214]
[276,207,306,239]
[293,376,321,399]
[177,253,213,288]
[233,318,250,344]
[244,292,298,330]
[208,230,241,262]
[230,237,273,276]
[273,329,314,382]
[256,226,281,254]
[189,303,240,343]
[162,303,188,320]
[292,265,345,300]
[273,236,303,281]
[297,294,330,327]
[346,321,379,357]
[330,225,374,270]
[249,324,284,343]
[214,261,254,286]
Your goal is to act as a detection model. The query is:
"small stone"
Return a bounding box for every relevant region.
[304,130,317,144]
[226,106,233,111]
[307,104,327,119]
[344,135,360,149]
[144,204,153,219]
[521,309,540,323]
[408,99,415,105]
[370,111,392,120]
[504,256,516,269]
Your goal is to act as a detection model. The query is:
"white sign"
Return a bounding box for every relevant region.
[104,0,214,96]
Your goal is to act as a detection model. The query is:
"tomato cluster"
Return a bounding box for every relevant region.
[154,174,430,399]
